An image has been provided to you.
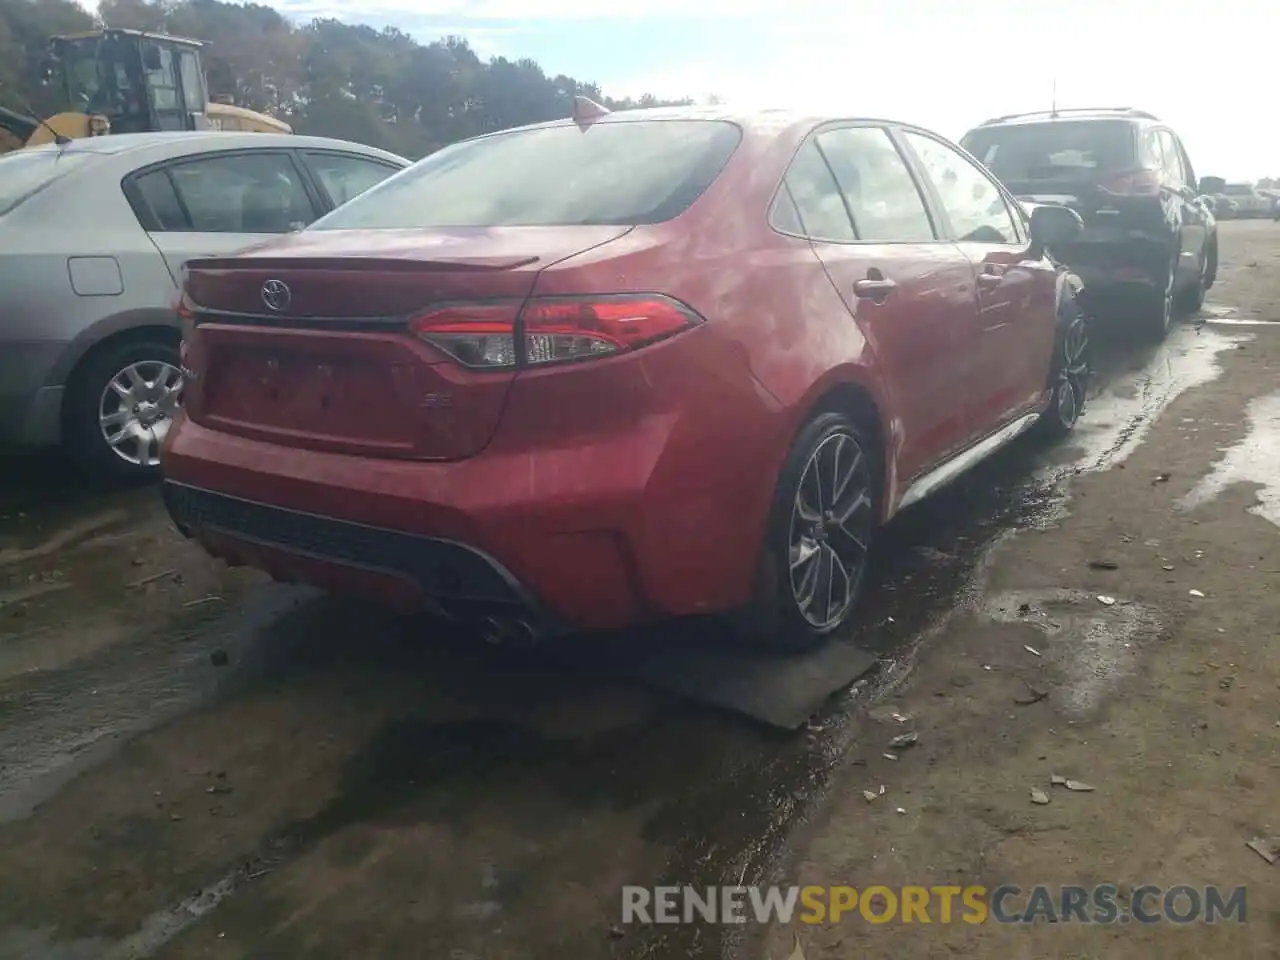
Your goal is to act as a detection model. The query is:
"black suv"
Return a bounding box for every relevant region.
[960,108,1217,338]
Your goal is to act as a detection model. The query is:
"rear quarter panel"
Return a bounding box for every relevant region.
[519,121,897,608]
[1,160,181,389]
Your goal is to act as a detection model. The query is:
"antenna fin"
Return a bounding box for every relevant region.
[571,95,610,127]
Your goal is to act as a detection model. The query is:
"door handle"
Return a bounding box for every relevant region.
[853,278,896,300]
[976,264,1006,289]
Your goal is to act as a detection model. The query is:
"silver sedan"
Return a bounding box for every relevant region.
[0,131,408,479]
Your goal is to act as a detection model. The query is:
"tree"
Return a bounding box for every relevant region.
[0,0,693,158]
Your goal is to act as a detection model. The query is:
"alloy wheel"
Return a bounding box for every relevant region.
[787,431,874,630]
[1159,268,1174,332]
[98,360,184,468]
[1057,315,1089,428]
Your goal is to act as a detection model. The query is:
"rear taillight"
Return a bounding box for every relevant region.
[408,295,702,370]
[1098,167,1162,197]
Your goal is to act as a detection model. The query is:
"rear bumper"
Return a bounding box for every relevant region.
[163,479,556,624]
[1056,233,1173,293]
[161,386,784,632]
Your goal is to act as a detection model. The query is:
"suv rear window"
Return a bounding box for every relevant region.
[960,120,1135,183]
[311,120,742,229]
[0,149,92,216]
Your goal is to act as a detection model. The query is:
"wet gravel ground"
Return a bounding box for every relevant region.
[0,222,1276,960]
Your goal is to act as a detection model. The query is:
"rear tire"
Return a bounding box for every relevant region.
[64,338,183,484]
[731,411,880,652]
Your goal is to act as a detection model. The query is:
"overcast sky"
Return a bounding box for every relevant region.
[179,0,1280,180]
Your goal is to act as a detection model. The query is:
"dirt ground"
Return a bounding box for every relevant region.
[762,222,1280,959]
[0,221,1277,960]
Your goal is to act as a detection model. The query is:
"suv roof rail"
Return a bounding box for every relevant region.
[977,107,1159,126]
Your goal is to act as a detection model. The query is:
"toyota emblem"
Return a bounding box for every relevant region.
[261,279,291,312]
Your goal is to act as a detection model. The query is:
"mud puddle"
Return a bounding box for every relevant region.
[983,588,1160,717]
[1198,302,1280,326]
[1178,391,1280,528]
[1061,324,1247,472]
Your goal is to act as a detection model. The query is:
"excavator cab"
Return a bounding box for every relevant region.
[42,28,214,136]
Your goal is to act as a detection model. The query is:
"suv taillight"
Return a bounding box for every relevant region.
[1098,167,1162,197]
[408,294,703,369]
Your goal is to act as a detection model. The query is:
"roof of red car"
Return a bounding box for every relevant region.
[525,103,831,138]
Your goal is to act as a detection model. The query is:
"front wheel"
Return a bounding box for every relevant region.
[732,412,879,652]
[64,338,184,483]
[1037,293,1089,440]
[1177,243,1211,314]
[1138,252,1178,341]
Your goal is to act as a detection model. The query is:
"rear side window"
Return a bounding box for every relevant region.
[816,127,935,242]
[311,120,742,229]
[302,152,400,207]
[961,120,1136,183]
[775,140,855,242]
[0,150,92,216]
[1157,131,1186,185]
[128,152,315,234]
[132,169,187,230]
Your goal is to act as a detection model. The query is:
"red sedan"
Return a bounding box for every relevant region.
[161,100,1087,650]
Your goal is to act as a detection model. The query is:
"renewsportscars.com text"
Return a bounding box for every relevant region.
[621,884,1247,925]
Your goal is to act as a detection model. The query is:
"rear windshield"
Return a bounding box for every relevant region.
[0,149,92,216]
[310,119,742,229]
[1222,184,1253,195]
[960,121,1135,183]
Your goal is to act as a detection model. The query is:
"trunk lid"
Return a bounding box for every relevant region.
[182,226,629,460]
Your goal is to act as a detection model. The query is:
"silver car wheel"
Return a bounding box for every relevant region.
[787,431,873,630]
[98,360,184,468]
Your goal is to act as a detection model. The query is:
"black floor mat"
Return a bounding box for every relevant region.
[551,621,878,730]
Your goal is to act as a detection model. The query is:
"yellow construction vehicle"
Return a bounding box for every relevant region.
[0,27,290,155]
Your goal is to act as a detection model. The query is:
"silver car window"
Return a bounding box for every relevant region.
[150,152,315,233]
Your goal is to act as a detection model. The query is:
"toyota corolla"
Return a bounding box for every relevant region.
[161,99,1088,650]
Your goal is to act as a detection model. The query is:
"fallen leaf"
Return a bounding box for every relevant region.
[1097,595,1116,606]
[1245,838,1278,865]
[1189,589,1206,598]
[1030,787,1050,805]
[1064,780,1095,792]
[862,790,878,802]
[1024,644,1042,657]
[1088,560,1119,570]
[888,732,919,750]
[1050,773,1067,785]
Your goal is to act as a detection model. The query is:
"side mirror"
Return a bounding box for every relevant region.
[142,44,163,72]
[1028,203,1083,254]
